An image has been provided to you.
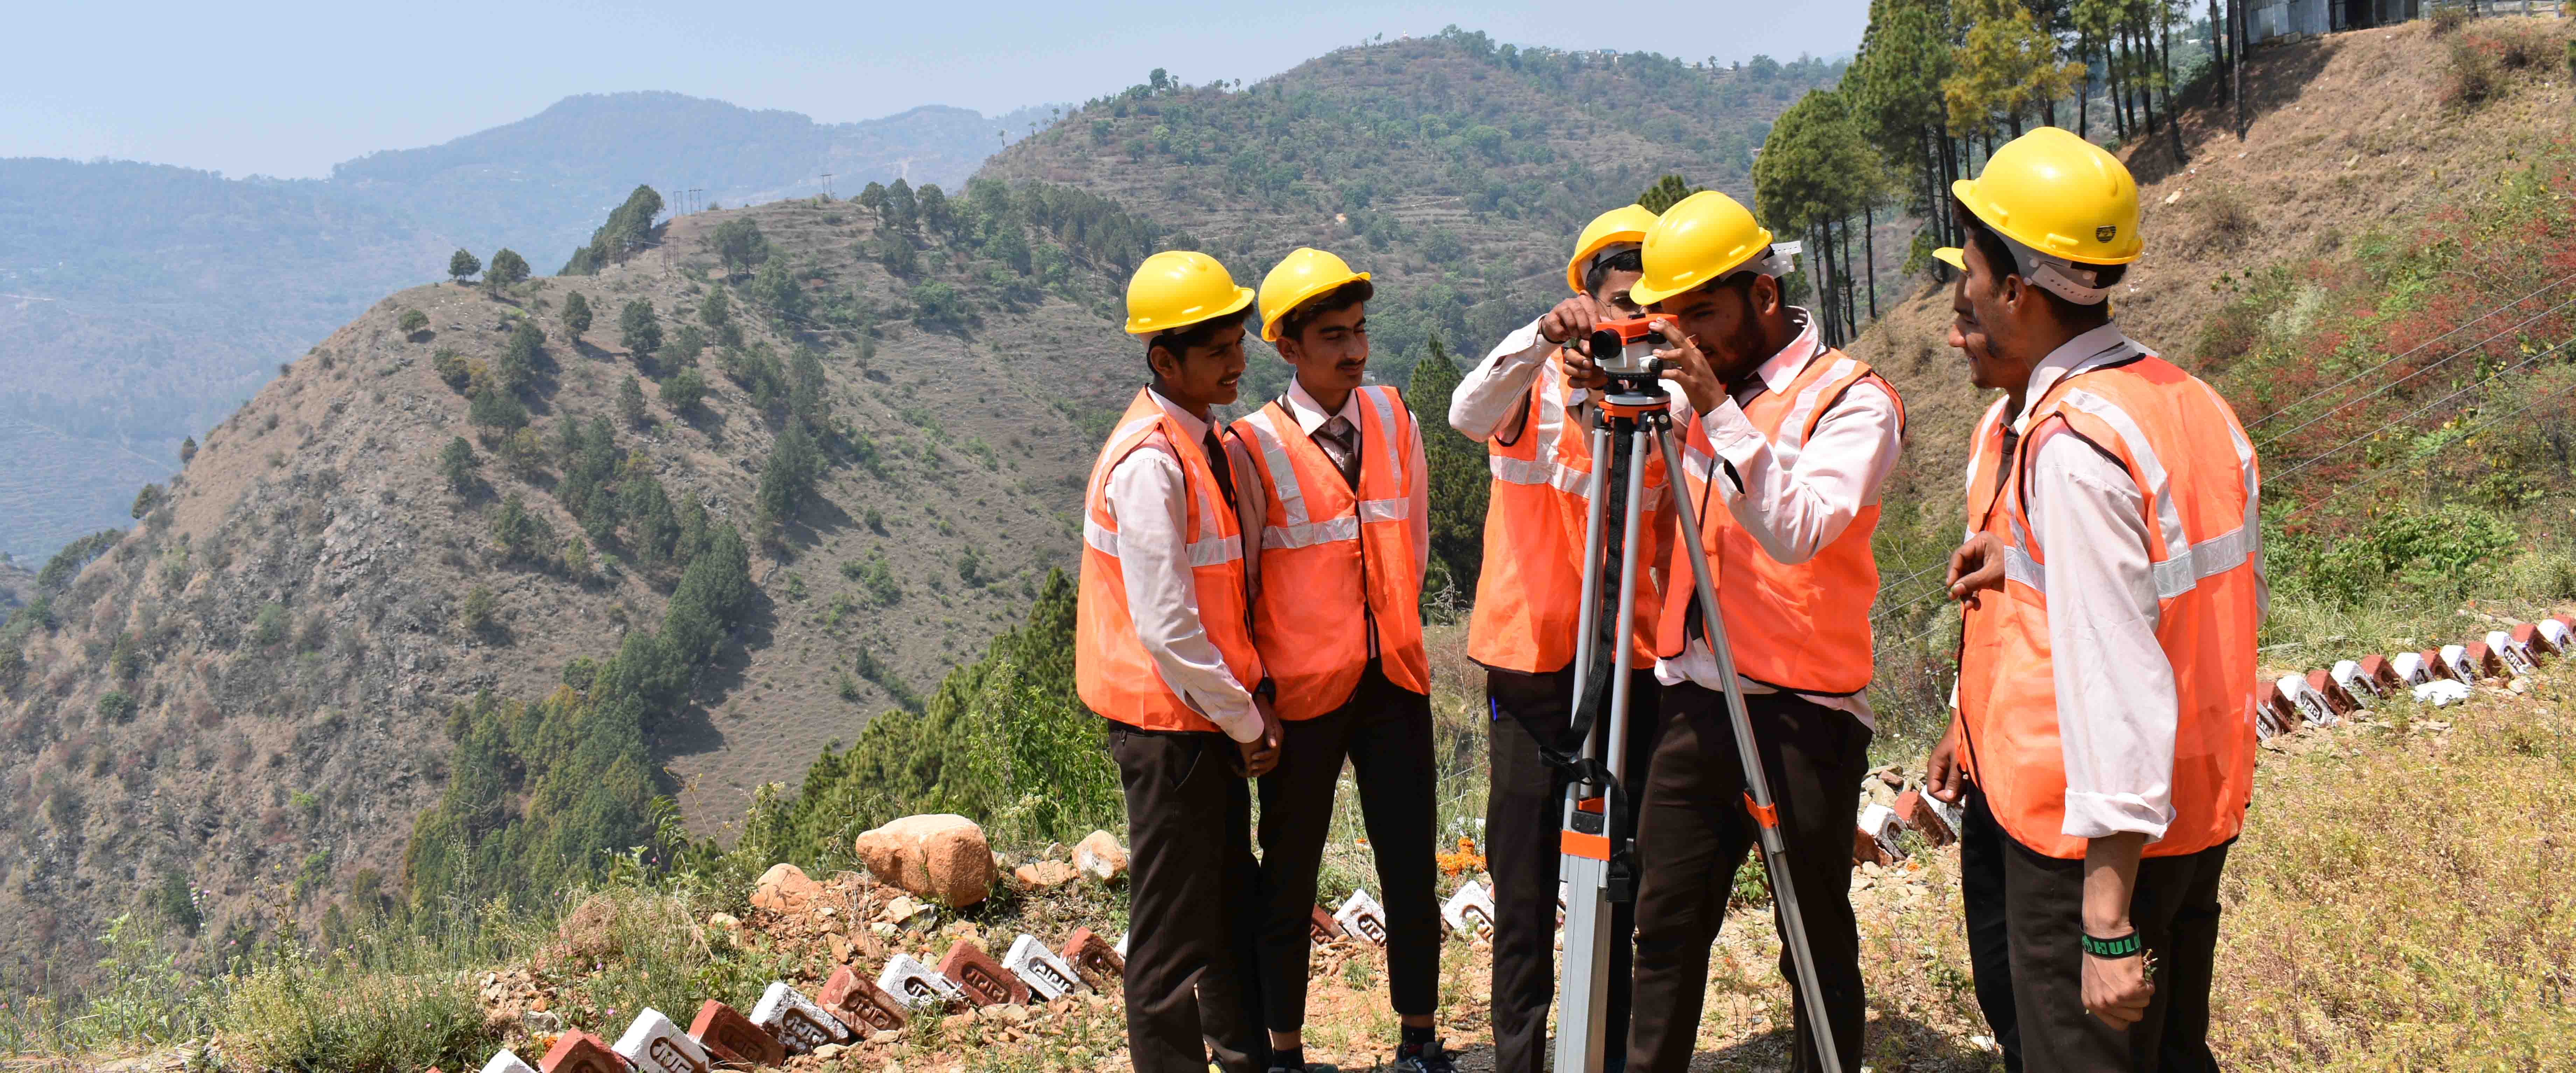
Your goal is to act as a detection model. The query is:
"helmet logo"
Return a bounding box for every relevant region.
[2095,225,2118,243]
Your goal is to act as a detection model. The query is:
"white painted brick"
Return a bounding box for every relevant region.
[612,1008,709,1073]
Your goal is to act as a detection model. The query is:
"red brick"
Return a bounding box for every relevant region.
[2514,622,2558,657]
[814,965,910,1036]
[1062,927,1124,990]
[2254,680,2297,738]
[695,1039,751,1073]
[2554,613,2575,631]
[1892,790,1955,847]
[2357,654,2402,692]
[687,1000,783,1069]
[2466,643,2503,678]
[540,1032,630,1073]
[937,941,1029,1008]
[1308,905,1343,943]
[1851,826,1893,866]
[2423,650,2453,681]
[2305,669,2359,715]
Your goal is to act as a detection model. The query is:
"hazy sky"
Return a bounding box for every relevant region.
[3,1,1869,180]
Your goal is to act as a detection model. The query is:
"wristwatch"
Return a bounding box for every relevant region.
[2081,930,2143,959]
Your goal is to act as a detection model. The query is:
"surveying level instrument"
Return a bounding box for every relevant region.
[1549,340,1843,1073]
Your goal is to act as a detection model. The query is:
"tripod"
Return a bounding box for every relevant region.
[1550,369,1843,1073]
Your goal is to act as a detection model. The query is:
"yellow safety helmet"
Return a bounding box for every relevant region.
[1938,127,2142,271]
[1257,247,1373,343]
[1566,204,1660,295]
[1629,191,1774,308]
[1124,250,1256,336]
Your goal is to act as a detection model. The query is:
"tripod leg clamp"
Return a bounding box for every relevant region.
[1743,792,1780,830]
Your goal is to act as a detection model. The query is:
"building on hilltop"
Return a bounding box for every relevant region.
[2247,0,2424,43]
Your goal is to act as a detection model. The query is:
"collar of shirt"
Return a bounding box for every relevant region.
[1281,378,1364,436]
[1145,385,1214,442]
[2010,322,2147,433]
[1732,306,1824,404]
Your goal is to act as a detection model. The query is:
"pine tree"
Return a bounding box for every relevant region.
[486,248,531,287]
[437,436,479,495]
[618,375,648,427]
[562,291,594,336]
[712,218,770,279]
[178,437,198,465]
[1406,339,1489,610]
[660,368,708,414]
[1637,175,1704,213]
[448,249,481,284]
[620,299,663,358]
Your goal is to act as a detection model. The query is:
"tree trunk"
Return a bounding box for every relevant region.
[2161,9,2188,164]
[2113,31,2133,140]
[2079,43,2092,141]
[2136,24,2159,137]
[2232,0,2249,139]
[1864,202,1878,322]
[2211,0,2230,103]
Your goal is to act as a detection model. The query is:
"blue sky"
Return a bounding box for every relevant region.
[2,1,1869,180]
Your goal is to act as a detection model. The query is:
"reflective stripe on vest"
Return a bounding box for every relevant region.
[1955,354,2261,861]
[1234,386,1430,719]
[1656,348,1901,696]
[1075,388,1263,732]
[1466,359,1673,673]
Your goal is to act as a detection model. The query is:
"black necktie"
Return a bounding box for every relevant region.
[1203,428,1238,506]
[1315,415,1362,490]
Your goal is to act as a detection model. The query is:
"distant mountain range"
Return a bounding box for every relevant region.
[0,93,1058,563]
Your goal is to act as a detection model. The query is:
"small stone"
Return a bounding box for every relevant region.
[2511,677,2533,694]
[1074,830,1128,884]
[855,814,996,906]
[752,863,824,913]
[813,1044,847,1061]
[1011,860,1079,890]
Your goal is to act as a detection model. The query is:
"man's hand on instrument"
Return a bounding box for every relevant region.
[1542,296,1614,392]
[1650,318,1726,416]
[1947,533,2007,605]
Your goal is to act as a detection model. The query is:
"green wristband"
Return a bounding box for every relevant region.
[2081,931,2142,959]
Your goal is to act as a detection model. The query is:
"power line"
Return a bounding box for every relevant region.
[2265,332,2576,488]
[2284,376,2576,525]
[2251,289,2576,452]
[2243,270,2576,433]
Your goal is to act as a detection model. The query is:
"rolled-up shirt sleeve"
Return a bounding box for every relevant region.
[1692,380,1902,566]
[1449,316,1552,442]
[1105,446,1262,743]
[2029,428,2177,841]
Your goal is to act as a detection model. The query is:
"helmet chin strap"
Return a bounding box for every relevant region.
[2000,231,2114,306]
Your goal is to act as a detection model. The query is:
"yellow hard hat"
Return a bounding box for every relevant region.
[1630,191,1774,307]
[1566,205,1659,295]
[1124,251,1256,336]
[1947,126,2142,267]
[1257,247,1373,343]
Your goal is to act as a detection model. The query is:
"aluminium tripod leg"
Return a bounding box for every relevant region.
[1553,418,1653,1073]
[1654,424,1846,1073]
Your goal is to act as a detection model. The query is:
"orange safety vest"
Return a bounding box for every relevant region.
[1232,386,1430,719]
[1466,355,1673,674]
[1656,348,1902,696]
[1955,353,2261,860]
[1075,388,1264,733]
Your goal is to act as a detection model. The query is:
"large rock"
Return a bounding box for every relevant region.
[1074,830,1127,884]
[855,814,994,906]
[751,862,824,913]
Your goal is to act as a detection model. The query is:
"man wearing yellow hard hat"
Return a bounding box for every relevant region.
[1923,127,2261,1073]
[1616,190,1904,1073]
[1076,249,1282,1073]
[1447,205,1680,1073]
[1225,249,1452,1073]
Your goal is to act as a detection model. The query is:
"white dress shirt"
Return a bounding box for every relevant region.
[1653,309,1904,727]
[2008,323,2269,842]
[1103,387,1261,743]
[1447,315,1686,444]
[1233,378,1432,595]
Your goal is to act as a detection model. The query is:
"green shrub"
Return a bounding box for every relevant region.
[2444,36,2500,109]
[398,309,429,336]
[96,691,136,723]
[2276,504,2518,607]
[224,943,497,1073]
[251,602,289,647]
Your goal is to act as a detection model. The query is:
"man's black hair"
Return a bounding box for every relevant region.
[1583,248,1644,299]
[1953,200,2123,330]
[1275,279,1375,346]
[1145,306,1252,373]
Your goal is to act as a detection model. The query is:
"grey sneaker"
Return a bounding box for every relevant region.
[1393,1041,1456,1073]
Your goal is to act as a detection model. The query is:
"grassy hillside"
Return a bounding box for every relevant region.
[0,95,1051,569]
[1848,16,2576,755]
[982,28,1843,394]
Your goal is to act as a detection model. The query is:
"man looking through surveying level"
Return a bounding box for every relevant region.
[1611,190,1903,1073]
[1075,250,1282,1073]
[1926,126,2262,1073]
[1448,205,1681,1073]
[1226,248,1453,1073]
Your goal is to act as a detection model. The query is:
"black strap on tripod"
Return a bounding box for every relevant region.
[1531,407,1643,903]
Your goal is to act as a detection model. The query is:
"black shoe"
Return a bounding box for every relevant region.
[1393,1040,1456,1073]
